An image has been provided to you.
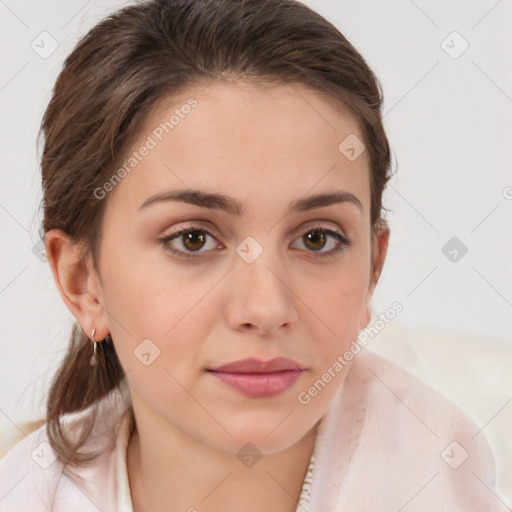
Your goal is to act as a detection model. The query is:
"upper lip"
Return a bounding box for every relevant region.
[208,357,305,373]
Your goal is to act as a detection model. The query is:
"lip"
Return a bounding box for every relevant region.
[207,357,305,398]
[209,357,305,373]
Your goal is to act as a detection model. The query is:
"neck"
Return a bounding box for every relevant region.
[127,400,320,512]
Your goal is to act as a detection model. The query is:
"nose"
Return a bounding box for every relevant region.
[225,249,299,337]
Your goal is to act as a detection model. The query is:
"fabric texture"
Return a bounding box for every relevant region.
[0,348,503,511]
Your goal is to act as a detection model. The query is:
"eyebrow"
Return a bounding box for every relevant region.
[138,188,363,215]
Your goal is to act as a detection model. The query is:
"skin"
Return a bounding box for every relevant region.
[45,80,389,512]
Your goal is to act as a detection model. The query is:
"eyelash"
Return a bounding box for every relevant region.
[158,223,352,260]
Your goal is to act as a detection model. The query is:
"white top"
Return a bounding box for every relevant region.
[0,349,503,511]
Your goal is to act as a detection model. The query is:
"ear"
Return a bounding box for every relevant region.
[358,222,390,331]
[44,229,109,341]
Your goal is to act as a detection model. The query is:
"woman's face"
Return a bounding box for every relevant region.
[91,80,388,454]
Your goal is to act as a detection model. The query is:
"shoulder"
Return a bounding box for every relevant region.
[0,421,65,511]
[357,348,492,447]
[347,349,498,510]
[0,419,46,459]
[0,386,131,511]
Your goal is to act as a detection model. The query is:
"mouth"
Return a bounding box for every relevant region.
[207,357,305,398]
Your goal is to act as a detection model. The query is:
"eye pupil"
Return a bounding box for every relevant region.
[183,231,206,251]
[304,230,326,251]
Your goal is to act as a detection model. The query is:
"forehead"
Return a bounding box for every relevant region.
[104,80,370,219]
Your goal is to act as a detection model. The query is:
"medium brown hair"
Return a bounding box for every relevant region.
[38,0,393,468]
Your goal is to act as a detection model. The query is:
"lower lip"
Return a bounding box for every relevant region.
[208,370,303,398]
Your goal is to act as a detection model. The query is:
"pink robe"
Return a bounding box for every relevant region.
[0,349,504,511]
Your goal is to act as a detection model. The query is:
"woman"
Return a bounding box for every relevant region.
[0,0,499,510]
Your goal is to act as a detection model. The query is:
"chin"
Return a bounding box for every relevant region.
[203,417,315,456]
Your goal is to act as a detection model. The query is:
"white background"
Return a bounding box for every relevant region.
[1,0,511,445]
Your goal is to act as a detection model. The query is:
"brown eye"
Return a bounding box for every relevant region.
[181,231,207,251]
[291,227,351,258]
[303,230,328,251]
[160,226,221,259]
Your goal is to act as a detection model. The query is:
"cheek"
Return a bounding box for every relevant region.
[99,250,209,376]
[299,258,371,366]
[295,278,369,412]
[306,255,370,324]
